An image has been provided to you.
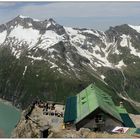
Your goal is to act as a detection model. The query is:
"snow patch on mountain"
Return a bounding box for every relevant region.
[11,47,21,59]
[75,44,113,68]
[19,15,29,19]
[38,30,64,50]
[120,34,140,58]
[28,23,32,27]
[33,19,40,22]
[48,48,58,54]
[64,27,77,35]
[94,62,102,67]
[128,24,140,33]
[23,66,28,76]
[120,34,129,47]
[19,15,40,21]
[129,43,140,58]
[66,59,74,67]
[49,61,58,68]
[64,27,86,45]
[116,60,126,69]
[0,30,7,45]
[101,75,105,80]
[27,55,46,61]
[76,46,92,62]
[114,49,121,55]
[57,68,63,74]
[48,60,64,74]
[46,22,51,28]
[93,45,101,52]
[9,25,40,47]
[82,30,100,37]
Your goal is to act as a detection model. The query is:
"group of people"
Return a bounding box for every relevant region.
[42,103,64,118]
[28,99,64,118]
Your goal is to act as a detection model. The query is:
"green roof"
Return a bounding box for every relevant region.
[135,128,140,134]
[126,128,137,135]
[125,128,140,135]
[76,84,123,123]
[64,96,77,123]
[116,106,136,128]
[116,106,128,114]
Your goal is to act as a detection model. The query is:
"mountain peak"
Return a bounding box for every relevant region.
[48,18,57,25]
[18,15,29,19]
[17,15,40,22]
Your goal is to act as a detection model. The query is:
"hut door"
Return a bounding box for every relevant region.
[41,129,49,138]
[95,114,105,131]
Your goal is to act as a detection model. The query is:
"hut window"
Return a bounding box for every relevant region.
[95,114,104,123]
[82,100,86,104]
[81,96,86,100]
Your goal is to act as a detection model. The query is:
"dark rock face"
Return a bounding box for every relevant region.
[0,16,140,113]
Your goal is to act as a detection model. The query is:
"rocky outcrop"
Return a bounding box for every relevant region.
[11,103,64,138]
[11,103,140,138]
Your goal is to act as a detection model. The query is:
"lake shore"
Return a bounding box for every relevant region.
[0,98,13,106]
[0,98,21,111]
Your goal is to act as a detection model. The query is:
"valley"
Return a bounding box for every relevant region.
[0,15,140,114]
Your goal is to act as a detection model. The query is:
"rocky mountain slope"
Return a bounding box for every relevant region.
[0,15,140,112]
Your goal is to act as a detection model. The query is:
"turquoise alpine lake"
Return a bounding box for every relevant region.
[0,100,21,137]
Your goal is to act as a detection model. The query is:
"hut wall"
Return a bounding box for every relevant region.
[104,116,123,132]
[76,111,123,131]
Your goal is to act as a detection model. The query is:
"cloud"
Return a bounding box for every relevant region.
[18,2,140,19]
[0,2,16,7]
[0,2,140,30]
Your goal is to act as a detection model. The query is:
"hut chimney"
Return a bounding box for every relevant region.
[120,101,124,108]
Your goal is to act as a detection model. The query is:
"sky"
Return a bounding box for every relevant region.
[0,2,140,31]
